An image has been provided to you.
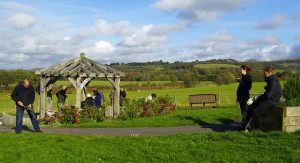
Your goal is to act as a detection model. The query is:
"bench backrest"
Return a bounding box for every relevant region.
[189,94,218,103]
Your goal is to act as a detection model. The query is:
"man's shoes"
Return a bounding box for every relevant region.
[35,129,43,133]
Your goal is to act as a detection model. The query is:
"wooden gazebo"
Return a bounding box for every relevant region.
[35,53,125,118]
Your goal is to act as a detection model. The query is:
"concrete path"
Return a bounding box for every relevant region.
[0,123,240,136]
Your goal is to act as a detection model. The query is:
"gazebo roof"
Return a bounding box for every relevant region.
[35,53,125,78]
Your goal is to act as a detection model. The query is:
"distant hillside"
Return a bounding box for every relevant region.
[106,58,300,84]
[272,58,300,70]
[109,58,300,71]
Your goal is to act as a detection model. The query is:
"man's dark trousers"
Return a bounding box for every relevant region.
[15,105,40,133]
[244,100,276,129]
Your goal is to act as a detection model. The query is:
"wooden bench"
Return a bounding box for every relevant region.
[188,93,219,108]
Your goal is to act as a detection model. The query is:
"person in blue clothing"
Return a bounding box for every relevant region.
[93,89,102,108]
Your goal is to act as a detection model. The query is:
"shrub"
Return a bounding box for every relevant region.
[59,105,80,124]
[118,110,129,120]
[122,98,145,118]
[79,104,106,122]
[121,95,176,119]
[282,72,300,106]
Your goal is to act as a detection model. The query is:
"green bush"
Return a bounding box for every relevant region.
[120,95,176,120]
[59,105,79,124]
[121,98,145,118]
[282,72,300,106]
[79,104,106,122]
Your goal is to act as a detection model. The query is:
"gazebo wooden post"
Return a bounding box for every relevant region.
[39,77,47,119]
[113,77,121,118]
[76,76,82,109]
[46,84,53,111]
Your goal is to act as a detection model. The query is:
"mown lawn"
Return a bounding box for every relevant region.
[0,82,266,115]
[0,131,299,162]
[45,106,240,128]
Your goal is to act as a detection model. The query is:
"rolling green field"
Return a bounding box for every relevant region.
[0,82,265,115]
[194,63,240,69]
[55,80,171,86]
[0,131,299,162]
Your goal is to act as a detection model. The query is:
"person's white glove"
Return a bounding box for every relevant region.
[247,97,257,105]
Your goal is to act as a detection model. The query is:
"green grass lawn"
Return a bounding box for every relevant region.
[0,131,299,162]
[1,81,299,162]
[47,106,240,128]
[0,82,265,116]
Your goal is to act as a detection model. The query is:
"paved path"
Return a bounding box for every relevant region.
[0,123,240,136]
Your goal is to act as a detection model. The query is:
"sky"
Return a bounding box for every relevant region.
[0,0,300,69]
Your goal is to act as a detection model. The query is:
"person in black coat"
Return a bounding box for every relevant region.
[120,88,126,106]
[11,79,42,133]
[241,66,282,131]
[236,65,252,123]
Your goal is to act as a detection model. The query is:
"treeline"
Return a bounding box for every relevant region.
[0,58,299,92]
[111,59,298,87]
[0,69,39,90]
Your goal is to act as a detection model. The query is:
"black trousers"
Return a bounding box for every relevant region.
[238,100,248,123]
[244,100,276,129]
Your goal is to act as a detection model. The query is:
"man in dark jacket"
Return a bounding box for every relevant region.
[11,79,41,133]
[237,65,252,123]
[241,66,281,131]
[120,88,126,106]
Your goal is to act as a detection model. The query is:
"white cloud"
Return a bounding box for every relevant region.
[256,14,286,30]
[0,1,34,13]
[189,30,236,49]
[0,0,297,69]
[7,13,36,29]
[115,23,184,57]
[82,41,115,54]
[186,30,295,61]
[153,0,250,22]
[63,36,71,41]
[236,35,280,50]
[119,24,166,47]
[0,53,30,62]
[78,19,135,36]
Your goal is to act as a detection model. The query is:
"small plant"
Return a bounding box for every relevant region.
[41,114,59,125]
[282,72,300,106]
